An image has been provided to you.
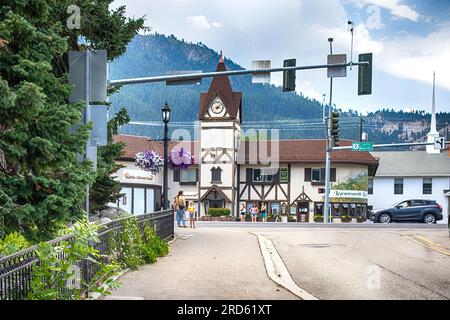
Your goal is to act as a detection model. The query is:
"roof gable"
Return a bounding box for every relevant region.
[199,60,242,121]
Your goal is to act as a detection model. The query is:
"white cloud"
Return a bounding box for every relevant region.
[186,15,223,29]
[352,0,420,22]
[381,24,450,90]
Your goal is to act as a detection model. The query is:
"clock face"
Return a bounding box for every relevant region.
[211,101,224,115]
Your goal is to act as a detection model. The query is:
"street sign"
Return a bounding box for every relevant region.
[434,137,445,150]
[252,60,271,84]
[352,142,373,152]
[68,50,107,103]
[327,54,347,78]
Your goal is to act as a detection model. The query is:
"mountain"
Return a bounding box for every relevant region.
[109,34,450,144]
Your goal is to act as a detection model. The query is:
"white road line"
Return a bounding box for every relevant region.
[251,232,319,300]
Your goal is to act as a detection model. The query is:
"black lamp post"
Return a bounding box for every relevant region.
[162,102,171,210]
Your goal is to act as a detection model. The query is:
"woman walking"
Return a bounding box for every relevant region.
[174,191,187,228]
[260,203,267,223]
[250,203,259,223]
[239,203,246,222]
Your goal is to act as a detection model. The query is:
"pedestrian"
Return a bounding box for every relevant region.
[187,201,196,228]
[239,203,246,222]
[250,203,259,223]
[261,203,267,223]
[174,191,187,228]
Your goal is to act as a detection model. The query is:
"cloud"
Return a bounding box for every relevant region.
[186,15,223,29]
[381,24,450,90]
[352,0,420,22]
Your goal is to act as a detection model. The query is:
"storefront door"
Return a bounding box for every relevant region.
[297,202,310,223]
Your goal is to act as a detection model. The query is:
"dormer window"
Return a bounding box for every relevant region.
[211,167,222,183]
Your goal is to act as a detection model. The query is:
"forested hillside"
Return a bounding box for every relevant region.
[109,34,450,143]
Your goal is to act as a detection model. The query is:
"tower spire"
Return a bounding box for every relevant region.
[219,50,224,63]
[427,71,439,154]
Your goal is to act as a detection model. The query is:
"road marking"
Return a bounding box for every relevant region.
[251,232,318,300]
[415,235,446,248]
[403,235,450,257]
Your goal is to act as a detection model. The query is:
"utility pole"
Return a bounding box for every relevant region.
[85,49,91,220]
[324,38,333,224]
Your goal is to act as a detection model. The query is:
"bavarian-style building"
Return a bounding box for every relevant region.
[112,58,379,222]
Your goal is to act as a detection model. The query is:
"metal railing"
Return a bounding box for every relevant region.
[0,210,174,300]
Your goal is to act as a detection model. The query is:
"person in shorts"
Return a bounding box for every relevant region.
[260,203,267,222]
[250,203,259,223]
[187,201,196,228]
[239,203,246,222]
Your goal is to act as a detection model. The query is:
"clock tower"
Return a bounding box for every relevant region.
[198,55,242,217]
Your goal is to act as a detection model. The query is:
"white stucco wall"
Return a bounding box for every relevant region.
[368,176,450,224]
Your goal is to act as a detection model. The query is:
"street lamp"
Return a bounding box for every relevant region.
[162,102,171,210]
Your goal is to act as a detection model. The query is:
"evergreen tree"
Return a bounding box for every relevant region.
[0,0,145,241]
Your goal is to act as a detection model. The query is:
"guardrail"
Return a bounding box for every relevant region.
[0,210,174,300]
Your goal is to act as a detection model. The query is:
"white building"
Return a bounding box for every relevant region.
[368,72,450,224]
[368,151,450,223]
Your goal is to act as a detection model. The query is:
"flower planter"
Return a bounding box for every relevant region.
[313,216,324,223]
[356,217,367,223]
[340,217,352,223]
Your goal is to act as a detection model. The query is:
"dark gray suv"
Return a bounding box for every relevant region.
[369,199,443,224]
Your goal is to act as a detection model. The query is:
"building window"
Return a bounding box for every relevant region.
[394,178,403,195]
[211,167,222,183]
[253,169,273,183]
[368,178,373,195]
[180,168,197,184]
[423,178,432,195]
[312,169,322,182]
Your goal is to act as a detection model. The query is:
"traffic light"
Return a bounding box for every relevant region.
[358,53,372,95]
[283,59,296,92]
[330,111,340,147]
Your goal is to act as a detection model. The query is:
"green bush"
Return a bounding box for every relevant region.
[208,208,231,217]
[288,216,297,222]
[141,222,169,264]
[314,215,324,222]
[0,232,30,256]
[28,220,121,300]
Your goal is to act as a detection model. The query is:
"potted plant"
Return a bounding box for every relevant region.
[134,150,164,174]
[288,215,297,223]
[169,147,194,171]
[356,215,367,223]
[313,215,324,223]
[340,215,352,223]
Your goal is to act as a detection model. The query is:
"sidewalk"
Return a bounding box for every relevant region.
[103,227,298,300]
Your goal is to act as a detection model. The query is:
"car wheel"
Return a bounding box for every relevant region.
[423,213,436,224]
[378,213,391,224]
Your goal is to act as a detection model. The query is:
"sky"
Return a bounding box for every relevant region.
[110,0,450,114]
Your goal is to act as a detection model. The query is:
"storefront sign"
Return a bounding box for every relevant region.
[330,190,368,199]
[123,169,154,182]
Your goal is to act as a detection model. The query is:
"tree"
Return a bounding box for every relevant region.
[0,0,145,241]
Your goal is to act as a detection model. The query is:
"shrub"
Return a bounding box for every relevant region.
[28,220,121,300]
[288,216,297,222]
[208,208,231,217]
[314,215,324,222]
[141,222,169,264]
[0,232,30,256]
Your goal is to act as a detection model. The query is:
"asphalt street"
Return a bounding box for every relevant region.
[198,222,450,300]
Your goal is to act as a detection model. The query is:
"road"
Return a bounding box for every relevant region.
[106,222,450,300]
[196,222,450,300]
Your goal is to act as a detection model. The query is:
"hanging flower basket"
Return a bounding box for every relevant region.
[134,150,164,174]
[169,147,194,170]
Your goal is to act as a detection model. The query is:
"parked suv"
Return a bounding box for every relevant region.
[369,199,443,224]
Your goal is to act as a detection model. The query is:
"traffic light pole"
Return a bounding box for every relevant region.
[324,39,334,224]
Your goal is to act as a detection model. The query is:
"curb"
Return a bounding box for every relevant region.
[251,232,318,300]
